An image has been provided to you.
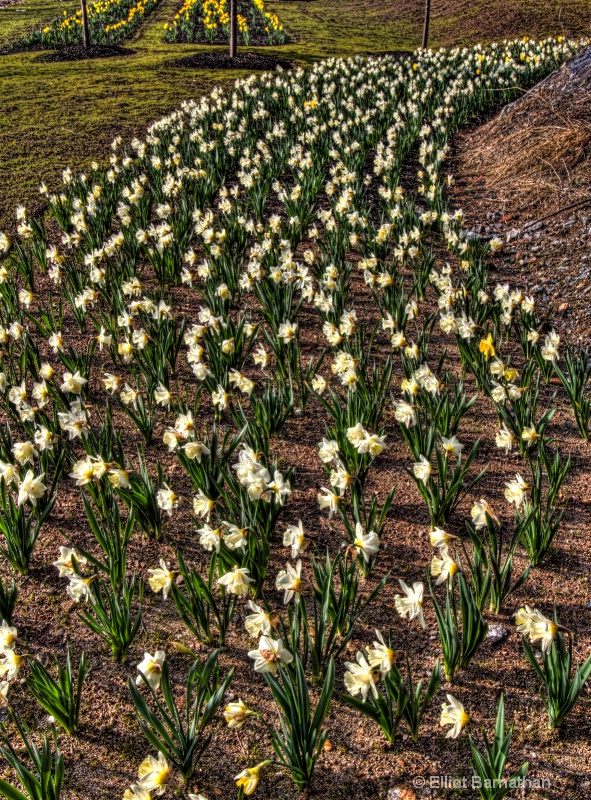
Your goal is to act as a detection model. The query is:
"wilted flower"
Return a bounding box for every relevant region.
[224,699,257,729]
[234,761,270,796]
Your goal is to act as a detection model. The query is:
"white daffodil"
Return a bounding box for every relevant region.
[357,432,387,457]
[515,606,558,652]
[66,574,95,603]
[193,490,215,521]
[440,436,462,457]
[223,522,248,551]
[367,630,397,678]
[318,438,339,463]
[198,524,222,553]
[17,470,46,507]
[218,566,253,596]
[147,560,174,599]
[412,455,432,484]
[224,699,256,729]
[470,499,498,530]
[495,424,515,454]
[317,487,341,519]
[136,650,166,691]
[429,528,458,548]
[353,524,380,563]
[275,560,304,603]
[0,649,25,681]
[123,784,152,800]
[431,545,459,584]
[440,694,470,738]
[156,484,179,517]
[343,651,379,701]
[60,371,88,394]
[283,520,309,559]
[393,399,416,427]
[138,752,171,795]
[394,580,425,628]
[346,423,367,447]
[0,621,18,651]
[504,474,529,507]
[247,636,293,674]
[53,546,87,577]
[244,600,273,638]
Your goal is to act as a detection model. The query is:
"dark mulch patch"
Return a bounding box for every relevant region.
[170,51,293,71]
[33,44,134,62]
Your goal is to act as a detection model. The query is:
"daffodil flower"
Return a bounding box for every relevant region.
[440,694,470,738]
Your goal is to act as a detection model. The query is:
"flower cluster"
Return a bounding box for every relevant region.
[22,0,160,48]
[163,0,284,46]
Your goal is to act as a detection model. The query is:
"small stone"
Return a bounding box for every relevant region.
[487,625,508,644]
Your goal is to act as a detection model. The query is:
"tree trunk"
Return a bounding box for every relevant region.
[80,0,91,48]
[229,0,237,58]
[421,0,431,50]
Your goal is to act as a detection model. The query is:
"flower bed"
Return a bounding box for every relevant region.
[164,0,285,45]
[18,0,159,48]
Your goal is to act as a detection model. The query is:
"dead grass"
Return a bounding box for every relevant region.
[454,48,591,218]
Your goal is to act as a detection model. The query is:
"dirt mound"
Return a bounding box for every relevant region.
[453,45,591,222]
[171,51,293,71]
[34,45,134,62]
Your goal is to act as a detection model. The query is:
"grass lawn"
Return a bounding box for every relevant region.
[0,0,590,229]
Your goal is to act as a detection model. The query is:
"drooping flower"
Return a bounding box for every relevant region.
[440,694,470,738]
[515,606,558,652]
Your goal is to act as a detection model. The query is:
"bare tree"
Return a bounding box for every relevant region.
[421,0,431,49]
[229,0,237,58]
[81,0,91,48]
